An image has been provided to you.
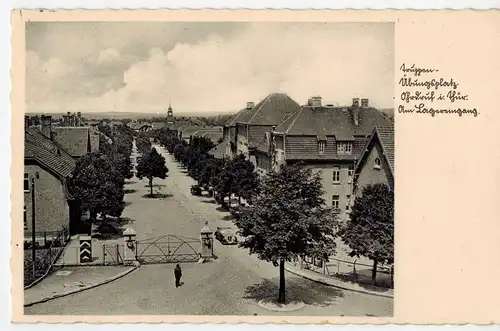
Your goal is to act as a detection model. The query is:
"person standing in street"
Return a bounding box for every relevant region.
[174,264,182,288]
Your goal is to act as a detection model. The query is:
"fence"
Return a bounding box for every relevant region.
[300,255,394,289]
[24,226,70,287]
[54,243,125,266]
[24,227,70,249]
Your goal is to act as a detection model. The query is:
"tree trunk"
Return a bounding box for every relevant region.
[149,178,153,197]
[238,195,241,205]
[371,259,378,285]
[278,259,286,304]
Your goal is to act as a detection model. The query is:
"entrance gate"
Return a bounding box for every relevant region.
[135,234,201,264]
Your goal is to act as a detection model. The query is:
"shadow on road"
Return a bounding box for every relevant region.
[142,193,174,199]
[125,180,138,185]
[200,199,216,204]
[221,215,235,221]
[123,201,133,207]
[243,277,344,307]
[124,189,138,194]
[144,184,166,188]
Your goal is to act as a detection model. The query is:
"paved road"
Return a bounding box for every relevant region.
[25,144,393,316]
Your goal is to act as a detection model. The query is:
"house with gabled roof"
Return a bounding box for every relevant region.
[222,102,254,158]
[233,93,301,167]
[192,127,223,145]
[24,117,81,241]
[352,125,394,200]
[52,127,100,159]
[258,96,393,219]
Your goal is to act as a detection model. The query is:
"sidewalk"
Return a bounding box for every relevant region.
[285,262,394,298]
[24,265,137,306]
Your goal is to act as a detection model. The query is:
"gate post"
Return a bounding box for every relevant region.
[200,221,214,260]
[123,226,138,266]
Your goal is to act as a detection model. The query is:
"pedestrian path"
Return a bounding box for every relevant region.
[285,262,394,298]
[24,265,136,306]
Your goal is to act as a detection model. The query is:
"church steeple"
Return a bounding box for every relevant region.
[166,101,174,124]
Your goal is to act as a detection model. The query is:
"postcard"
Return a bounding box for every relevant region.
[10,9,500,324]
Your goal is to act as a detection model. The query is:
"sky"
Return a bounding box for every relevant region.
[26,22,394,114]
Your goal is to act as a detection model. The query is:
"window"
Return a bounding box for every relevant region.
[24,173,29,192]
[337,142,353,154]
[332,195,340,209]
[24,205,27,230]
[332,169,340,183]
[346,195,351,211]
[374,157,381,169]
[318,141,326,154]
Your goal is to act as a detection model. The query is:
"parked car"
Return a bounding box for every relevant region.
[214,227,238,245]
[190,185,202,196]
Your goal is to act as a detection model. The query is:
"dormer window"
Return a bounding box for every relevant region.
[337,141,353,154]
[318,141,326,154]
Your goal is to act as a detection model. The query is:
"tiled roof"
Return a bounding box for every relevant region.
[180,125,204,137]
[276,105,392,138]
[225,107,253,126]
[151,122,167,130]
[237,93,301,125]
[208,141,226,159]
[376,125,394,171]
[127,122,152,130]
[355,125,395,175]
[52,127,92,158]
[25,130,76,178]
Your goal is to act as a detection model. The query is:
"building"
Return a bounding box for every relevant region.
[166,103,175,124]
[233,93,301,167]
[128,121,153,132]
[221,103,254,158]
[257,96,394,219]
[52,126,100,159]
[192,127,223,145]
[24,118,81,241]
[352,125,394,199]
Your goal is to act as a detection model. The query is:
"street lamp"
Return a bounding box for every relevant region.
[31,176,36,279]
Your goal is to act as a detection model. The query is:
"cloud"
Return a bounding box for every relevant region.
[98,48,120,63]
[26,22,394,113]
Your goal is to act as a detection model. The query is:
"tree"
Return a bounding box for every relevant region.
[229,154,259,205]
[113,153,133,180]
[136,147,169,197]
[68,152,125,231]
[340,183,394,285]
[136,134,152,154]
[234,164,338,304]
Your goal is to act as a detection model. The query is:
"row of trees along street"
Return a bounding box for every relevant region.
[67,124,134,235]
[151,126,394,305]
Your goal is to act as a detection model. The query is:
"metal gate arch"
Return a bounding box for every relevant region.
[135,234,201,264]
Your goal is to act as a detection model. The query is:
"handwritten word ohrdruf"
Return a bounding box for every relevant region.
[397,63,478,117]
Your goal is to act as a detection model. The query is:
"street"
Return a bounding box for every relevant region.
[25,144,393,316]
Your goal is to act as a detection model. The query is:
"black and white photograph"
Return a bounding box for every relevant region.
[22,21,395,317]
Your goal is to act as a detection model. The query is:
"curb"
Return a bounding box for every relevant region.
[24,266,139,307]
[285,266,394,299]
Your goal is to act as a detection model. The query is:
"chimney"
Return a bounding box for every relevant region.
[24,116,30,132]
[30,115,38,126]
[352,98,360,108]
[40,115,52,138]
[246,101,255,110]
[309,96,322,108]
[361,98,369,108]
